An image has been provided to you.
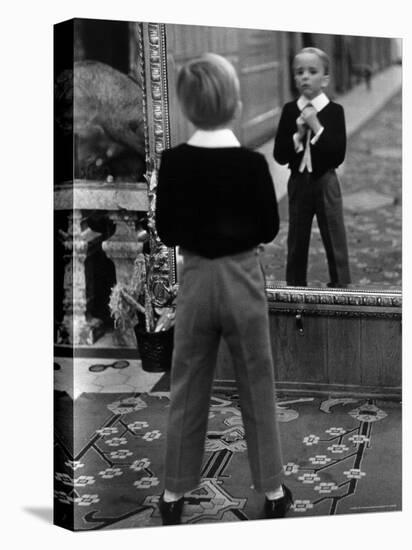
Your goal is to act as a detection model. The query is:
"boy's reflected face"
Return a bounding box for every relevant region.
[294,53,329,99]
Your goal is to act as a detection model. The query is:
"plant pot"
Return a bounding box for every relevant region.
[133,325,174,373]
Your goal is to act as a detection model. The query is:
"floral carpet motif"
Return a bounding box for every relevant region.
[262,92,401,289]
[54,391,401,530]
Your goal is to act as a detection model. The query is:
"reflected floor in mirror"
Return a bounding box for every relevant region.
[263,92,401,290]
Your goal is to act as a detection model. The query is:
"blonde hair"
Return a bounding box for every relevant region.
[176,53,240,129]
[294,47,330,75]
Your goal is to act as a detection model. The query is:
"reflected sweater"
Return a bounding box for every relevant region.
[155,144,279,259]
[273,100,346,177]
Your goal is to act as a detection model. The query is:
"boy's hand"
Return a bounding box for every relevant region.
[296,116,307,140]
[301,105,322,134]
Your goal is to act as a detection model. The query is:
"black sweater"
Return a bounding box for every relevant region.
[155,144,279,258]
[273,100,346,177]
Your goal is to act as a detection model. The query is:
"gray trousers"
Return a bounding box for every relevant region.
[164,248,284,494]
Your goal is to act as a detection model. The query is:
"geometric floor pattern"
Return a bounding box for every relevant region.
[54,357,163,399]
[54,388,402,530]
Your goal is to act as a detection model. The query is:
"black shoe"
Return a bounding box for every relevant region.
[264,484,293,519]
[158,493,184,525]
[327,282,348,289]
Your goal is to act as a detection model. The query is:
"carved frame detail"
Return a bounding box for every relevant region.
[141,22,177,286]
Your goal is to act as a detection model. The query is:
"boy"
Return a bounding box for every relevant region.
[274,47,351,288]
[155,53,292,525]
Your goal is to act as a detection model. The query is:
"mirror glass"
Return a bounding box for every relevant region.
[164,24,401,292]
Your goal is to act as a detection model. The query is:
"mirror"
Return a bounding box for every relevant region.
[142,22,401,303]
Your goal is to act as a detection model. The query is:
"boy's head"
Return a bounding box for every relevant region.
[176,53,241,130]
[293,47,330,99]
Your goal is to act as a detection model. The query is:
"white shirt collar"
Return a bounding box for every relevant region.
[187,128,240,147]
[297,92,330,112]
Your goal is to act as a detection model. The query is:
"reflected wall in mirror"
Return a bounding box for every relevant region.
[161,23,401,293]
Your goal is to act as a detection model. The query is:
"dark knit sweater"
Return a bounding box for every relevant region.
[155,144,279,258]
[273,100,346,177]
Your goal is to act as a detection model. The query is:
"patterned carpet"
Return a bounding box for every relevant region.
[262,92,402,289]
[54,389,401,530]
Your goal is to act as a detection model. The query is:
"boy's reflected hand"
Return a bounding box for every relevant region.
[301,105,322,133]
[296,116,307,140]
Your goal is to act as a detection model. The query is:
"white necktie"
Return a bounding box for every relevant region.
[299,130,312,173]
[299,103,313,173]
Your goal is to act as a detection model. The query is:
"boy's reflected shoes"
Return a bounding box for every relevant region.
[327,282,348,288]
[286,282,349,288]
[264,484,293,519]
[158,493,184,525]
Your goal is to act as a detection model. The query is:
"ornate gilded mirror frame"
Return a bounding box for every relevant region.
[141,22,401,320]
[141,22,177,286]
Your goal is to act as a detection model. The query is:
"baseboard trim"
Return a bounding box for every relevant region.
[213,379,401,400]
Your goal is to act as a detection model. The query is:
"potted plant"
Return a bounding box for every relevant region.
[108,171,177,372]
